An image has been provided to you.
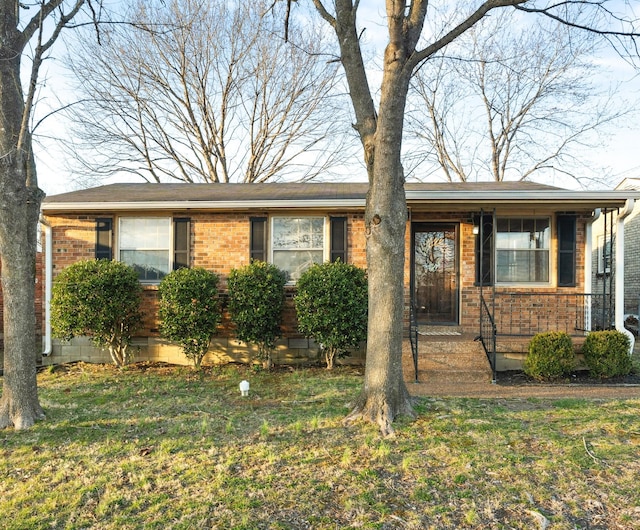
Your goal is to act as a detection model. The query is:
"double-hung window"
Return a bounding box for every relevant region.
[495,217,550,283]
[271,217,326,281]
[94,217,190,282]
[119,218,172,282]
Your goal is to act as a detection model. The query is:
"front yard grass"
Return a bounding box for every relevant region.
[1,362,639,529]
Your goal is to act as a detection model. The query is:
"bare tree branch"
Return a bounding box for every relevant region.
[64,0,354,184]
[406,11,634,184]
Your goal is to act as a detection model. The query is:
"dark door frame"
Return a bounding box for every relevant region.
[410,221,460,325]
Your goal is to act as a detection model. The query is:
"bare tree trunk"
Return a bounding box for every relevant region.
[0,58,45,429]
[344,40,415,437]
[0,183,45,429]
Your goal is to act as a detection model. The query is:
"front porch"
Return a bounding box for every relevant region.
[407,292,619,384]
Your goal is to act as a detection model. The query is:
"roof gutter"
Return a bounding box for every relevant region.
[39,216,53,357]
[41,199,368,211]
[405,189,635,206]
[584,208,601,332]
[42,190,636,212]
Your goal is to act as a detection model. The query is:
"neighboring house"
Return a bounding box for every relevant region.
[592,177,640,330]
[39,181,636,373]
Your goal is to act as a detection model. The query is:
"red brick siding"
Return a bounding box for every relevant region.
[42,209,591,350]
[44,211,367,342]
[48,215,99,276]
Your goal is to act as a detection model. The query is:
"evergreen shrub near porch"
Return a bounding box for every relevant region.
[524,331,576,381]
[295,261,368,369]
[582,330,632,378]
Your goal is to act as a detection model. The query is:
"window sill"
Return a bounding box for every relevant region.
[495,282,553,288]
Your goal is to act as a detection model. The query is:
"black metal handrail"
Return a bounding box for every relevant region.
[478,294,497,382]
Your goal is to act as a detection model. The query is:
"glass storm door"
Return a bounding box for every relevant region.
[413,223,459,324]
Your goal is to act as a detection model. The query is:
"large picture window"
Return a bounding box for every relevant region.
[496,217,550,283]
[119,217,171,282]
[271,217,325,281]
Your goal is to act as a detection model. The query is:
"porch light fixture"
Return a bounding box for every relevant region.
[239,380,250,397]
[472,226,480,235]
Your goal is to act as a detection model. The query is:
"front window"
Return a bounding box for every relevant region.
[119,217,171,282]
[496,217,550,283]
[271,217,325,281]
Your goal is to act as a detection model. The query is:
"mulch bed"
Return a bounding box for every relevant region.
[497,370,640,386]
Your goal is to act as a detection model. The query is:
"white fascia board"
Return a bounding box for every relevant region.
[405,190,637,208]
[41,199,368,211]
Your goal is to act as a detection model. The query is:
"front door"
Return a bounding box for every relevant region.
[412,223,459,325]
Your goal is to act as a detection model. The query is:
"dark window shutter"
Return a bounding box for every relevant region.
[250,217,267,262]
[95,218,113,260]
[474,213,493,286]
[173,217,191,270]
[330,216,347,262]
[557,215,577,287]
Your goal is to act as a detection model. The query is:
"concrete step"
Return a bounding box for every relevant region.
[413,368,494,384]
[420,355,490,372]
[417,325,463,336]
[404,337,493,384]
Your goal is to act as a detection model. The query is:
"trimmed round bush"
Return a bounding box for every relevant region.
[295,261,367,369]
[524,331,575,381]
[159,267,221,369]
[51,259,143,367]
[582,330,632,378]
[227,261,286,369]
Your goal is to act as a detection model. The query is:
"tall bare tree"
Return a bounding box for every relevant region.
[405,12,629,183]
[306,0,640,435]
[66,0,353,184]
[0,0,95,430]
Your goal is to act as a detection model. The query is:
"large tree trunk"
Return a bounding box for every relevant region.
[0,23,46,430]
[0,184,45,429]
[344,46,415,436]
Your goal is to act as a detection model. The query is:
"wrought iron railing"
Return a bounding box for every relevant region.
[478,294,497,382]
[488,292,614,337]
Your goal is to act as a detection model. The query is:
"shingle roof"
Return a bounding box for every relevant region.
[41,181,634,211]
[43,181,560,203]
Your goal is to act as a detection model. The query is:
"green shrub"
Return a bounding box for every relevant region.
[582,330,632,378]
[158,268,221,369]
[227,261,286,369]
[295,261,367,369]
[51,259,143,367]
[524,331,575,381]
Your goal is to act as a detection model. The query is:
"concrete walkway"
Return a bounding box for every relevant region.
[405,378,640,399]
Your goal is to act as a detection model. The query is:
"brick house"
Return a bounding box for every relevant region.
[39,181,636,375]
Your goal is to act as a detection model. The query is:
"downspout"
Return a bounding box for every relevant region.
[39,216,52,356]
[615,199,635,354]
[584,208,600,332]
